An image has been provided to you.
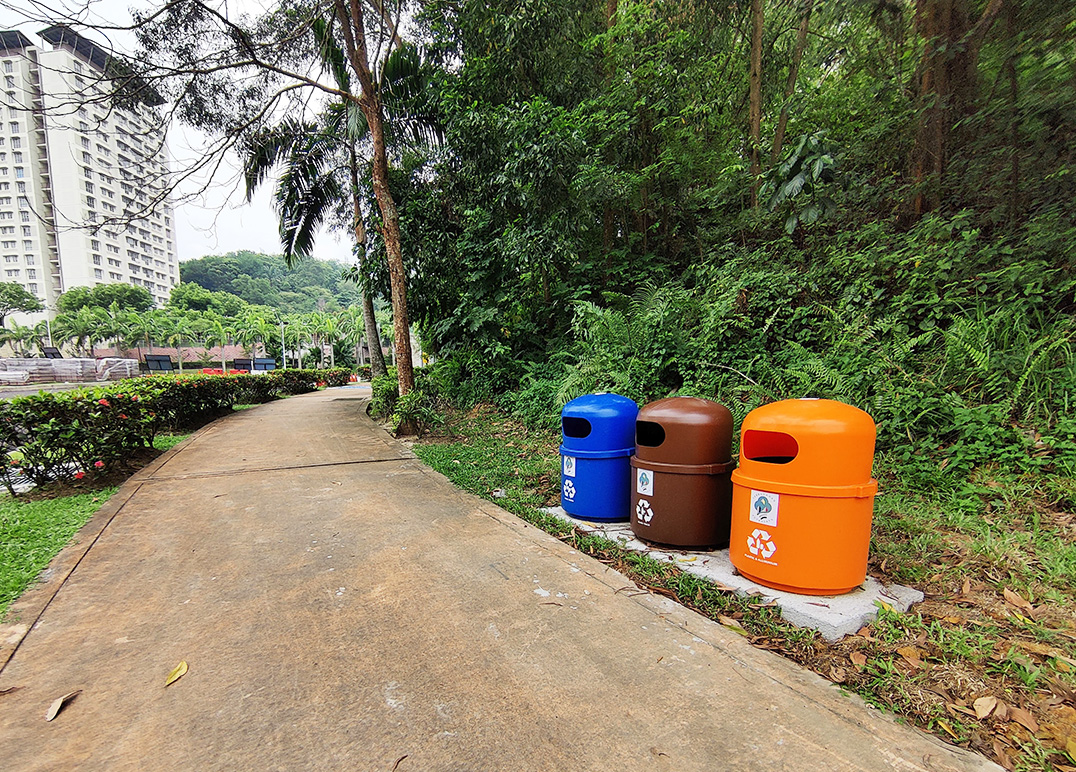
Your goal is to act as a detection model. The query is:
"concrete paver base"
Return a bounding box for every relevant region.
[0,391,997,771]
[542,507,923,641]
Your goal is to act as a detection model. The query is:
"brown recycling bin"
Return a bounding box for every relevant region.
[630,397,736,548]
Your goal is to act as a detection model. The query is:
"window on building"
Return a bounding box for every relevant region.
[10,138,19,149]
[15,182,23,192]
[19,211,29,222]
[24,254,34,264]
[94,268,102,279]
[26,269,35,279]
[92,255,101,265]
[8,122,18,133]
[28,283,37,294]
[84,181,94,193]
[4,76,13,88]
[12,152,21,164]
[81,137,90,149]
[3,254,16,262]
[91,239,100,250]
[3,62,12,73]
[22,240,30,249]
[0,240,14,249]
[14,168,23,179]
[73,62,83,74]
[5,269,19,277]
[21,226,29,236]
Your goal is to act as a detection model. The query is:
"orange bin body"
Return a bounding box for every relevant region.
[729,399,878,596]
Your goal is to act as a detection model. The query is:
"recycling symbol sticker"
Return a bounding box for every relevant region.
[635,499,655,525]
[747,528,777,560]
[562,479,577,502]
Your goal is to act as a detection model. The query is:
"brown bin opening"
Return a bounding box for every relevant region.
[636,421,666,447]
[742,430,799,464]
[562,416,592,438]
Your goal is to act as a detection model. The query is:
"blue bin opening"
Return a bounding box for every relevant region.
[562,416,592,439]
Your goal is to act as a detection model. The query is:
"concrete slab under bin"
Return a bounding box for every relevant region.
[541,506,922,641]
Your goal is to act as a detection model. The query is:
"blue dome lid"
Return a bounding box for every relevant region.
[561,393,638,454]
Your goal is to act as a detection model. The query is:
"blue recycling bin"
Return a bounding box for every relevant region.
[559,393,639,521]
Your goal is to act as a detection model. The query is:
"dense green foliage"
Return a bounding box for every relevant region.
[0,369,351,493]
[56,284,154,315]
[180,251,362,312]
[373,0,1076,477]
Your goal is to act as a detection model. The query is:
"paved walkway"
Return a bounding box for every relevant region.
[0,390,998,771]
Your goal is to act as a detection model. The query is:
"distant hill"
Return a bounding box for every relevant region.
[180,251,361,312]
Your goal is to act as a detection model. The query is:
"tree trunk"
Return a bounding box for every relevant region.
[771,0,812,165]
[748,0,764,206]
[349,145,387,378]
[906,0,1004,218]
[1005,0,1020,223]
[336,0,415,403]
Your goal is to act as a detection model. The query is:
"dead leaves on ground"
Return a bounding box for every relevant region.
[44,690,81,721]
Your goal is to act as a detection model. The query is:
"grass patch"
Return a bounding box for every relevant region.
[415,406,1076,772]
[152,433,190,452]
[0,488,115,617]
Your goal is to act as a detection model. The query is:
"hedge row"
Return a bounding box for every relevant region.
[0,368,352,493]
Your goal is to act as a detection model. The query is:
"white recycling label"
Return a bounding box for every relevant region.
[747,528,777,561]
[563,456,576,478]
[749,490,779,527]
[636,468,654,496]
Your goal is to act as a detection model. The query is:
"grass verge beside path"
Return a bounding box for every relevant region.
[0,489,116,616]
[0,430,191,619]
[414,406,1076,772]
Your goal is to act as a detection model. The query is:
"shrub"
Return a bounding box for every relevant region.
[0,368,350,493]
[369,368,399,418]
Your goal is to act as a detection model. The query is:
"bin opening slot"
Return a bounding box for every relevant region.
[743,430,798,464]
[562,416,592,439]
[636,420,666,447]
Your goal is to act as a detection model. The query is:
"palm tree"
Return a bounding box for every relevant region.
[0,322,40,356]
[53,307,108,357]
[162,311,195,373]
[201,316,234,372]
[242,30,439,388]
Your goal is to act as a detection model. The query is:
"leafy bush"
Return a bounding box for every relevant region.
[0,368,350,493]
[369,368,399,419]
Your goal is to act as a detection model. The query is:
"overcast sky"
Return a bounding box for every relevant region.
[1,0,354,265]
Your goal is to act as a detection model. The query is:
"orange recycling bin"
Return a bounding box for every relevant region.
[730,399,878,596]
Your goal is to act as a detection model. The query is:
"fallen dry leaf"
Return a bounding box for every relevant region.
[937,719,959,739]
[850,651,868,669]
[994,700,1009,721]
[45,690,81,721]
[165,661,188,687]
[1003,588,1034,613]
[1008,705,1039,733]
[962,578,972,596]
[1067,737,1076,764]
[947,703,977,718]
[992,740,1015,771]
[973,695,998,720]
[828,666,847,684]
[897,646,925,668]
[0,686,23,696]
[717,616,748,636]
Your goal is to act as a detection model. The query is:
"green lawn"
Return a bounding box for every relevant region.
[0,489,115,616]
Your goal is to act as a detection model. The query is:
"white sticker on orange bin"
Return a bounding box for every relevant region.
[749,490,779,527]
[636,468,654,496]
[747,528,777,561]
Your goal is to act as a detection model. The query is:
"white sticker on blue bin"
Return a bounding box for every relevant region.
[563,456,576,477]
[749,490,779,527]
[636,468,654,496]
[562,479,577,501]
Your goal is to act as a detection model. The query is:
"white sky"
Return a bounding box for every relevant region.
[0,0,354,264]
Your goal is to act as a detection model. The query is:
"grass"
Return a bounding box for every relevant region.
[0,431,190,618]
[414,405,1076,772]
[0,488,116,616]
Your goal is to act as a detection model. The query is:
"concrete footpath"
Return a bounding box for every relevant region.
[0,389,998,771]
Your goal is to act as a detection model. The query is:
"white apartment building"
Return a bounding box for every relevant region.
[0,26,179,325]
